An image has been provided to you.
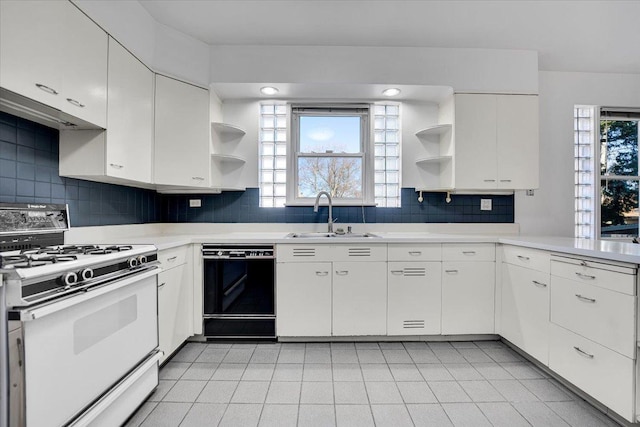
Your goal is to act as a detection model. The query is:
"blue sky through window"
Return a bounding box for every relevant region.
[299,116,361,153]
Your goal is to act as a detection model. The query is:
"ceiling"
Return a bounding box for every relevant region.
[138,0,640,75]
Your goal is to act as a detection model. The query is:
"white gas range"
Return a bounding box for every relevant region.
[0,203,162,427]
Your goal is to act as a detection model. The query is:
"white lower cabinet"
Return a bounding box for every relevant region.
[500,263,550,364]
[441,261,495,334]
[157,246,194,364]
[549,323,634,421]
[332,261,387,336]
[387,261,441,335]
[276,262,332,337]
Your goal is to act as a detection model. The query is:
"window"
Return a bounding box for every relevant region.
[574,106,596,239]
[574,106,640,239]
[290,105,370,204]
[259,103,401,207]
[259,104,287,207]
[600,109,640,238]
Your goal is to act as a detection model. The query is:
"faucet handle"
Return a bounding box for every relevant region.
[347,226,352,234]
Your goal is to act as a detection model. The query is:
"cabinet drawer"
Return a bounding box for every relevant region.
[549,324,634,421]
[388,244,441,261]
[158,246,188,268]
[550,275,635,358]
[551,257,636,296]
[332,244,387,262]
[501,245,550,273]
[276,244,333,262]
[442,243,495,261]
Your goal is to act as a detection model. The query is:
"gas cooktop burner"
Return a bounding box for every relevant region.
[19,244,135,257]
[0,254,78,269]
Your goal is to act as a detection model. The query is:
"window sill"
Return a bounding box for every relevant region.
[284,201,378,207]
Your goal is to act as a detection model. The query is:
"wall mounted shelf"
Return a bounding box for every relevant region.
[415,124,452,138]
[211,122,246,136]
[416,156,452,165]
[211,153,246,164]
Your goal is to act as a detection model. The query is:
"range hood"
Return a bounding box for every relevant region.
[0,88,103,130]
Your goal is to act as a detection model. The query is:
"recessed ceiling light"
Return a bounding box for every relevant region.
[260,86,279,95]
[382,88,401,97]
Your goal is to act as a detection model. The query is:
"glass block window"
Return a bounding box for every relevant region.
[574,106,596,239]
[259,104,287,207]
[373,104,401,207]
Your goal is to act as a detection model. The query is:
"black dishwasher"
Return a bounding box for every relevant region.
[202,245,275,338]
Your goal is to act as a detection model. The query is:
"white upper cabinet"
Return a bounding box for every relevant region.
[59,38,154,185]
[414,93,539,191]
[0,0,107,128]
[154,75,211,188]
[105,38,154,183]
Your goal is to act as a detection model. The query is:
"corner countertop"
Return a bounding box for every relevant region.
[66,227,640,265]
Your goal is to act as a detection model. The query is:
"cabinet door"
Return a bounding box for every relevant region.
[158,264,190,363]
[106,38,154,183]
[442,261,495,334]
[454,94,497,189]
[333,261,387,336]
[0,1,64,109]
[276,262,332,337]
[388,262,441,335]
[60,3,107,128]
[496,95,539,189]
[154,75,210,187]
[500,263,550,364]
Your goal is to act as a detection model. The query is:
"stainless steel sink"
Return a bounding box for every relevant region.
[286,232,380,239]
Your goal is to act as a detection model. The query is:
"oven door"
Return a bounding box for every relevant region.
[11,268,159,427]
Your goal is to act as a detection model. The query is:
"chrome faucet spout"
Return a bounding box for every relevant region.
[313,191,334,233]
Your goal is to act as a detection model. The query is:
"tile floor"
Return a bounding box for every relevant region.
[125,340,620,427]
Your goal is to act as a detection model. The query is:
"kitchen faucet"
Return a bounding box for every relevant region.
[313,191,334,233]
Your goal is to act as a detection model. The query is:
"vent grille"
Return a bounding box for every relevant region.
[403,320,425,329]
[292,248,316,257]
[348,247,372,257]
[403,268,426,277]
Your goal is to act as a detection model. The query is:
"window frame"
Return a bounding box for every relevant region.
[287,104,374,206]
[597,110,640,239]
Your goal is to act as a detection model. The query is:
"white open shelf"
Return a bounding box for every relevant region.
[211,154,246,164]
[211,122,246,136]
[415,124,452,137]
[416,155,452,165]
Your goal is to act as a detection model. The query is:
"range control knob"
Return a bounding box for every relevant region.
[62,272,78,287]
[80,268,94,281]
[137,255,147,264]
[218,251,224,257]
[128,258,139,268]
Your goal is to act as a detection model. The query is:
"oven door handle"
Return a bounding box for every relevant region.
[16,267,161,321]
[68,350,163,427]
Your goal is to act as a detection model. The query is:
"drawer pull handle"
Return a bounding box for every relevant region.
[109,163,124,169]
[336,271,349,276]
[408,251,422,256]
[500,179,512,182]
[315,271,329,276]
[391,270,403,275]
[192,176,205,181]
[573,346,594,359]
[484,179,496,182]
[167,256,178,262]
[575,294,596,303]
[158,282,166,288]
[66,98,85,108]
[462,251,476,255]
[517,255,530,261]
[35,83,59,95]
[445,270,458,274]
[532,280,547,288]
[575,272,596,280]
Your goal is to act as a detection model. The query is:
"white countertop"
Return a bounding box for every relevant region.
[65,224,640,264]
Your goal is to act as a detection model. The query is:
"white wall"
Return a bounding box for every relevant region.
[516,71,640,237]
[73,0,210,87]
[209,45,539,95]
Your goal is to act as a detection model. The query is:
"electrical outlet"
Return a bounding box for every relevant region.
[480,199,492,211]
[189,199,202,208]
[526,189,535,196]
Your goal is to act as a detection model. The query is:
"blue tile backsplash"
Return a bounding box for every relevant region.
[0,112,514,227]
[0,112,160,227]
